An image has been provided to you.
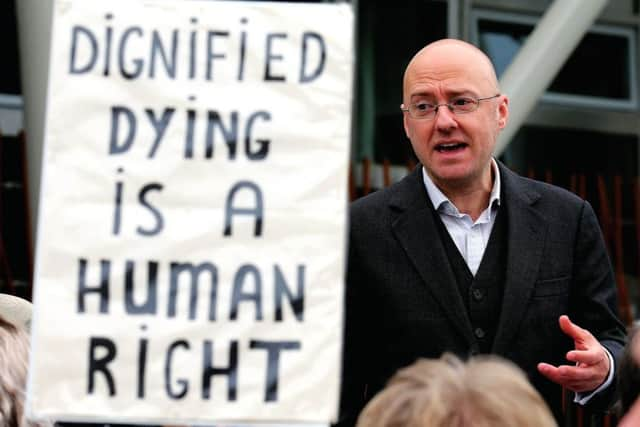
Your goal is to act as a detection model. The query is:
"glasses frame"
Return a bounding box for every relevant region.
[400,94,501,120]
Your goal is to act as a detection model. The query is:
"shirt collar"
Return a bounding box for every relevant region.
[422,158,501,217]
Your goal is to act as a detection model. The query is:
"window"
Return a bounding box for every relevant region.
[471,9,638,111]
[0,0,22,108]
[357,0,450,165]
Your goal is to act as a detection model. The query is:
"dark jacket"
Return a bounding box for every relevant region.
[337,162,626,425]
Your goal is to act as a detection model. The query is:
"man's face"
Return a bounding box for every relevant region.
[402,43,508,190]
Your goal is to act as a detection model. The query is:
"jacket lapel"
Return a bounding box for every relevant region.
[389,167,476,347]
[492,163,547,354]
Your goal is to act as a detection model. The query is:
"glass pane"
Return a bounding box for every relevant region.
[1,136,29,294]
[478,20,530,78]
[550,32,630,99]
[361,0,448,165]
[477,16,634,101]
[0,0,21,96]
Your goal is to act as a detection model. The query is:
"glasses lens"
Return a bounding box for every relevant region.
[451,97,479,113]
[412,102,434,119]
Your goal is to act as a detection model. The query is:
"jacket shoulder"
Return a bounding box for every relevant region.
[501,165,586,210]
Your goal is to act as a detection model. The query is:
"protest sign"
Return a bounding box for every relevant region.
[27,0,353,424]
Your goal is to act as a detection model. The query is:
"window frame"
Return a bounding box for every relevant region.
[0,94,23,110]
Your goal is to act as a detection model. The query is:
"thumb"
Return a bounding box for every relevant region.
[559,315,588,342]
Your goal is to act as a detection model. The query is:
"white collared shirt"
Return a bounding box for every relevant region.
[422,159,501,275]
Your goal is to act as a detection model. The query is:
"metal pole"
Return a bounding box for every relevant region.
[495,0,609,156]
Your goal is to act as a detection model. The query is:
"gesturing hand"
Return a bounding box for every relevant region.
[537,315,610,393]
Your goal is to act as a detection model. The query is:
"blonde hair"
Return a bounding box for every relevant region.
[0,315,47,427]
[356,353,556,427]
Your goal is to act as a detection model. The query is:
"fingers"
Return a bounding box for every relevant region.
[539,316,611,392]
[538,341,610,392]
[537,362,605,392]
[566,349,605,366]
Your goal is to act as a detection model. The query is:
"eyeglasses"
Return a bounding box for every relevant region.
[400,94,501,120]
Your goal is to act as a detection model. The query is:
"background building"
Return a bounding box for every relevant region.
[1,0,639,424]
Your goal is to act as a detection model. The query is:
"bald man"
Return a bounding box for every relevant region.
[338,39,625,425]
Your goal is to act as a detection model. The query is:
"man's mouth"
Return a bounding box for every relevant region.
[435,142,467,152]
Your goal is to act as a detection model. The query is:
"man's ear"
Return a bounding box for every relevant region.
[403,110,411,138]
[497,96,509,129]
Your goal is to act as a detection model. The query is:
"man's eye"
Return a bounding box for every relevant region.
[452,97,473,106]
[415,102,433,111]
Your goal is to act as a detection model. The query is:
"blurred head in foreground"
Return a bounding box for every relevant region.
[0,294,33,333]
[356,353,556,427]
[0,313,47,427]
[618,326,640,426]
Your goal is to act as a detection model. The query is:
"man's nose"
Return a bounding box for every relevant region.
[434,104,457,131]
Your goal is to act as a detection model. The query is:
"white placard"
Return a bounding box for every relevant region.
[28,0,353,425]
